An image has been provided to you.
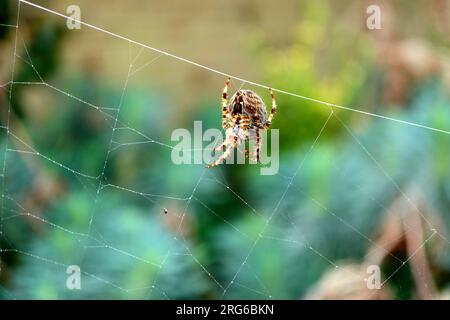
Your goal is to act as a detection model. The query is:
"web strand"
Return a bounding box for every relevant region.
[1,0,447,300]
[0,0,21,274]
[18,0,450,136]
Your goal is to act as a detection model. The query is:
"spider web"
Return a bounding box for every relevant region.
[1,0,449,300]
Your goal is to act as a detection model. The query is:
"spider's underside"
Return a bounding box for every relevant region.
[207,78,277,168]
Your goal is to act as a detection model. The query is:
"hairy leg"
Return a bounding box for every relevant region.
[264,88,277,129]
[222,78,230,129]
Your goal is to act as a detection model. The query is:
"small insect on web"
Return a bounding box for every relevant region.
[207,78,277,168]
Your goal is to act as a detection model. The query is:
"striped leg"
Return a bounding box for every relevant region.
[216,117,237,152]
[264,88,277,129]
[240,115,251,131]
[254,129,261,163]
[249,129,261,163]
[222,78,230,129]
[208,135,238,168]
[215,128,233,151]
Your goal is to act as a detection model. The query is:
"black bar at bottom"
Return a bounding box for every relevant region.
[0,300,445,318]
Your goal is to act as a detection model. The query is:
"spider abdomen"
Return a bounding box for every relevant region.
[228,90,268,128]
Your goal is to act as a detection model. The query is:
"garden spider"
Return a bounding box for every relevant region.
[207,78,277,168]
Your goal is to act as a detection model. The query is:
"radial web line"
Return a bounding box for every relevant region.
[221,111,334,297]
[0,0,21,274]
[3,0,448,300]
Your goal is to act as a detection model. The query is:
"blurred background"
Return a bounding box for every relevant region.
[0,0,450,299]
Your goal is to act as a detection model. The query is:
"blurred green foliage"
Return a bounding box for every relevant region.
[1,0,450,300]
[255,1,372,148]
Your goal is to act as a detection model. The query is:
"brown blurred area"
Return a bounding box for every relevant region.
[14,0,447,119]
[28,0,301,111]
[305,186,449,300]
[370,0,450,106]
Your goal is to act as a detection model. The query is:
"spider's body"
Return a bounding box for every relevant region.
[207,78,277,168]
[227,90,268,127]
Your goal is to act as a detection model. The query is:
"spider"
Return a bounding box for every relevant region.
[207,78,277,168]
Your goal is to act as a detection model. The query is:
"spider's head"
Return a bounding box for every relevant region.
[232,92,244,115]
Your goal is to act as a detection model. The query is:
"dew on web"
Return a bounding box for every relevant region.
[0,0,449,300]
